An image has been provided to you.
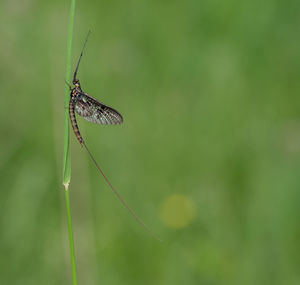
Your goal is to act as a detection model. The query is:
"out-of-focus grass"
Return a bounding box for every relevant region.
[1,0,300,284]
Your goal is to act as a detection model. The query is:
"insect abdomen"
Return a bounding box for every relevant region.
[69,99,84,145]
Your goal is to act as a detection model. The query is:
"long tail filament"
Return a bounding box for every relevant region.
[82,141,161,241]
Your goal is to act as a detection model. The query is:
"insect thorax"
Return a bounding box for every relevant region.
[71,84,82,101]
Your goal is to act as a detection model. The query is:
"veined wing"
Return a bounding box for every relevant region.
[74,92,123,125]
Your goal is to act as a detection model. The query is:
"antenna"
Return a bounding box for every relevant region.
[73,30,91,84]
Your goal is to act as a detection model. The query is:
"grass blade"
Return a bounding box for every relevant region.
[63,0,76,187]
[62,0,78,284]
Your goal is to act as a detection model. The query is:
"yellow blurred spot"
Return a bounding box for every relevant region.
[160,194,196,229]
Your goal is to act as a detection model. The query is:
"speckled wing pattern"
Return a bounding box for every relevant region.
[74,92,123,125]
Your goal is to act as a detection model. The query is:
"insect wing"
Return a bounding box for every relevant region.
[74,93,123,125]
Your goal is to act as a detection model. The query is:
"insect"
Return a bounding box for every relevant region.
[68,32,160,240]
[69,31,123,145]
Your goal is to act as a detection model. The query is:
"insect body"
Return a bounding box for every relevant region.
[67,32,160,241]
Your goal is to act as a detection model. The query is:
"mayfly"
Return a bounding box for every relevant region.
[68,31,160,240]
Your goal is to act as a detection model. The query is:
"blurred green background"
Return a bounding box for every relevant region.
[1,0,300,284]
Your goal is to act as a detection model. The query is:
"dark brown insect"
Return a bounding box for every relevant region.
[68,32,160,240]
[69,32,123,145]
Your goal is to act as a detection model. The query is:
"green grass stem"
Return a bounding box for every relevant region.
[62,0,77,284]
[63,0,76,187]
[65,187,78,285]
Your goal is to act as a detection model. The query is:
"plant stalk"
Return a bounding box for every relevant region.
[65,187,78,285]
[63,0,77,284]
